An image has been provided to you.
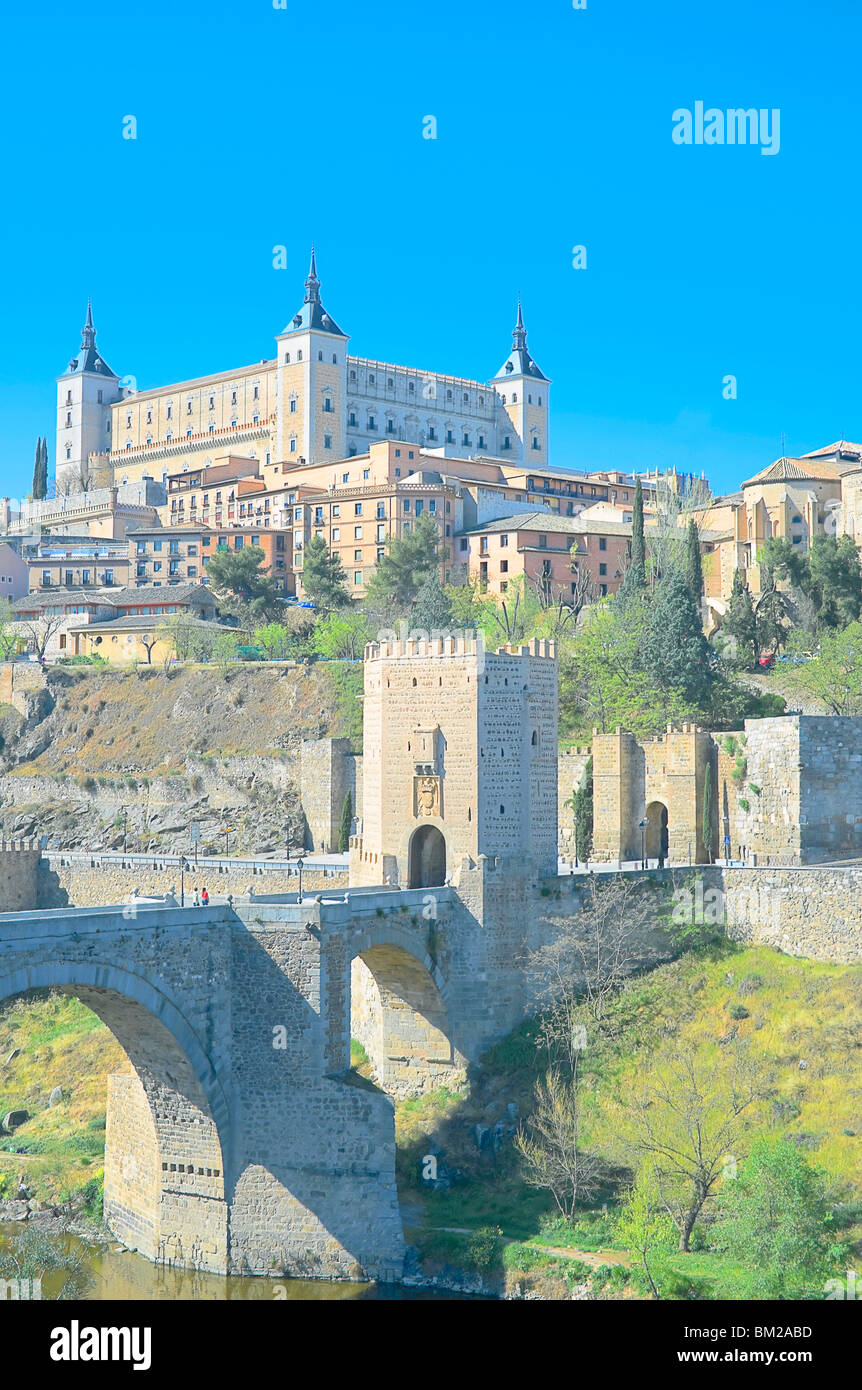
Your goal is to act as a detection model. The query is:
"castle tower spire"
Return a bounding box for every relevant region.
[305,245,321,304]
[512,296,528,352]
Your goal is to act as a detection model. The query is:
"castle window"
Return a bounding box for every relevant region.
[368,415,376,430]
[388,377,394,388]
[253,413,259,424]
[290,398,297,412]
[538,396,542,406]
[500,805,505,815]
[231,391,237,405]
[463,392,469,403]
[284,352,290,363]
[324,397,333,412]
[254,385,260,399]
[66,445,72,460]
[290,438,297,452]
[502,436,511,450]
[332,354,337,364]
[350,369,356,379]
[354,503,363,515]
[478,435,485,449]
[297,350,303,361]
[324,434,332,448]
[531,731,538,746]
[230,418,237,428]
[354,549,362,562]
[528,394,532,404]
[146,408,152,423]
[408,380,414,392]
[468,807,472,822]
[126,411,132,426]
[208,396,214,409]
[446,430,453,443]
[318,351,324,361]
[412,678,417,687]
[348,411,357,426]
[512,393,517,404]
[532,437,541,450]
[428,426,436,441]
[446,389,452,400]
[66,411,72,426]
[369,374,375,383]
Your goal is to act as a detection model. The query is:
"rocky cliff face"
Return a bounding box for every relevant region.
[0,663,356,856]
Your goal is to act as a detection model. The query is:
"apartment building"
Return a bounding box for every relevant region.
[458,513,633,600]
[128,526,292,593]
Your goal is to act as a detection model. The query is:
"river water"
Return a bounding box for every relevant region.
[0,1223,475,1301]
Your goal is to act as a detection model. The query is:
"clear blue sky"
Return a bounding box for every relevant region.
[1,0,860,499]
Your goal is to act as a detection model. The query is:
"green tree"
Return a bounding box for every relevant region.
[300,534,351,611]
[337,790,353,852]
[211,629,240,673]
[563,754,593,863]
[204,544,281,620]
[617,475,646,601]
[619,1044,769,1250]
[702,760,714,863]
[253,621,291,660]
[310,609,372,660]
[722,569,758,666]
[617,1165,676,1300]
[713,1137,841,1299]
[0,598,19,660]
[641,568,711,704]
[410,571,454,633]
[786,620,862,714]
[365,513,440,616]
[684,518,703,603]
[32,436,48,500]
[807,534,862,631]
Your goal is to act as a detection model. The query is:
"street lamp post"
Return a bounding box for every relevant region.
[297,856,304,901]
[180,857,189,908]
[638,817,649,870]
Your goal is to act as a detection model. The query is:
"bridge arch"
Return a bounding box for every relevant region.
[347,925,462,1098]
[0,962,228,1273]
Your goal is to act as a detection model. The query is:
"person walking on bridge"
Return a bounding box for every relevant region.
[201,887,209,907]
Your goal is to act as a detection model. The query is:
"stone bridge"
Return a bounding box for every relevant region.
[0,860,535,1281]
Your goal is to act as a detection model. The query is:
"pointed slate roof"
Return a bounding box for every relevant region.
[494,299,548,382]
[281,247,346,337]
[62,301,118,378]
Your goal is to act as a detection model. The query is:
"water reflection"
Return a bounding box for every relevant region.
[0,1224,476,1301]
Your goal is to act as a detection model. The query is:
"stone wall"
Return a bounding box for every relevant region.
[557,747,590,859]
[300,738,362,853]
[39,854,348,909]
[594,715,862,868]
[0,841,43,912]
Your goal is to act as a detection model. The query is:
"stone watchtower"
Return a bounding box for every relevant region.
[350,635,558,888]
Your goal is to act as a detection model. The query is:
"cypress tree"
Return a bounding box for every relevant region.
[337,790,353,852]
[40,438,49,498]
[618,476,646,602]
[685,517,703,603]
[573,755,594,862]
[32,437,45,499]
